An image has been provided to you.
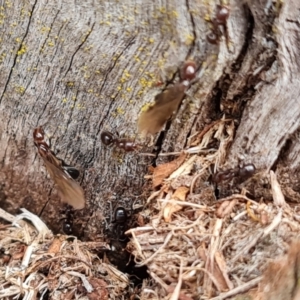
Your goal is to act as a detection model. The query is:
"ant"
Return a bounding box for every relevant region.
[101,131,139,152]
[111,206,129,242]
[33,127,80,179]
[33,126,85,209]
[207,4,230,44]
[212,163,256,184]
[61,205,74,235]
[137,60,197,136]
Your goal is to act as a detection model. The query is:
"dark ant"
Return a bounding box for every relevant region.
[100,131,139,152]
[111,206,128,242]
[115,206,128,224]
[61,205,74,235]
[33,126,85,209]
[207,4,230,44]
[212,163,256,184]
[61,160,80,180]
[105,206,130,272]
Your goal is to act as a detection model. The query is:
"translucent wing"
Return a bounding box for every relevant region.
[137,83,186,136]
[42,156,85,210]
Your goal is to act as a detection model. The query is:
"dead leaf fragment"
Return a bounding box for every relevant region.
[215,200,237,218]
[163,187,189,222]
[11,244,26,260]
[151,152,187,188]
[88,278,108,300]
[173,186,190,201]
[48,236,63,254]
[215,251,234,290]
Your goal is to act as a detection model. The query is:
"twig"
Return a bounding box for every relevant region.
[209,276,262,300]
[159,199,212,210]
[25,255,92,275]
[190,165,210,195]
[125,226,154,235]
[67,271,93,292]
[169,257,183,300]
[214,194,258,205]
[270,171,286,206]
[0,208,15,223]
[136,232,173,267]
[263,209,282,237]
[149,271,169,291]
[139,149,216,157]
[170,215,203,235]
[146,190,162,204]
[230,231,264,264]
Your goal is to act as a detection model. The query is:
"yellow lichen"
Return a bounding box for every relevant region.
[15,86,25,94]
[171,10,179,18]
[41,27,51,33]
[84,44,94,51]
[204,14,211,22]
[5,1,11,8]
[76,103,85,109]
[17,43,27,55]
[185,33,194,45]
[116,107,125,114]
[159,7,166,14]
[141,102,153,112]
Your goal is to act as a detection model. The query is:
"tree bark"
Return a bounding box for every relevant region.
[0,0,299,237]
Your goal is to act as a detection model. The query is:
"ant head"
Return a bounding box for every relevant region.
[100,131,115,146]
[180,61,197,82]
[33,126,45,142]
[216,5,230,25]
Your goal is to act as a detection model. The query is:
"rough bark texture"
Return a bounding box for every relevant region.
[0,0,299,237]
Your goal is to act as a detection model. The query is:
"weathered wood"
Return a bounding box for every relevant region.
[0,0,299,238]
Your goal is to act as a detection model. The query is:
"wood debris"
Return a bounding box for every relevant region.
[126,118,300,299]
[150,152,187,188]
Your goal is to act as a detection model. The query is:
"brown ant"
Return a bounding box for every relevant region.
[180,60,197,82]
[100,131,139,152]
[207,4,230,44]
[33,126,85,209]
